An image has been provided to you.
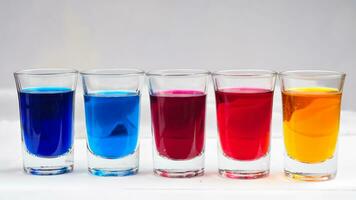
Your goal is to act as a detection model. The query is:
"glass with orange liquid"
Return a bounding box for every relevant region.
[280,70,346,181]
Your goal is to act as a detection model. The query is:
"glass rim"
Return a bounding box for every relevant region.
[14,68,78,76]
[279,70,346,79]
[212,69,277,77]
[146,69,210,77]
[80,68,144,76]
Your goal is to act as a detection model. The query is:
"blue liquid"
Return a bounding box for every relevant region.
[19,87,74,158]
[84,91,140,159]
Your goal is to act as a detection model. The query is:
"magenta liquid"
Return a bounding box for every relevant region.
[150,90,206,160]
[215,88,273,160]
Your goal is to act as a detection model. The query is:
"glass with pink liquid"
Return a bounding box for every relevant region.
[147,69,210,178]
[213,69,276,179]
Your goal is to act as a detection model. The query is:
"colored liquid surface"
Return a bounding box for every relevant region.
[150,90,206,160]
[282,87,341,163]
[84,91,139,159]
[19,87,74,157]
[215,88,273,160]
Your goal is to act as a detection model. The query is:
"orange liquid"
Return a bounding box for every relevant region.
[282,87,342,163]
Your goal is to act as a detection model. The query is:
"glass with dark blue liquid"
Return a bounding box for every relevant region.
[82,69,143,176]
[20,87,74,157]
[14,69,78,175]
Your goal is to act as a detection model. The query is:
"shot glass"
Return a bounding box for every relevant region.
[14,68,78,175]
[81,68,144,176]
[147,69,210,178]
[212,70,276,179]
[280,70,346,181]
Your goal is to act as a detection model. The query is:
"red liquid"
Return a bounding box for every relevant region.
[150,90,206,160]
[215,88,273,161]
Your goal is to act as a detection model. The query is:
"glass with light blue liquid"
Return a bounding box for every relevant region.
[81,69,143,176]
[14,68,78,175]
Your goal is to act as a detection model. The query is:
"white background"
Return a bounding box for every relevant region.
[0,1,356,198]
[0,0,355,111]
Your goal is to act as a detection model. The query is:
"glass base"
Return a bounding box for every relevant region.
[89,167,138,177]
[218,146,270,179]
[87,147,139,177]
[24,165,73,175]
[219,169,269,179]
[284,170,335,181]
[284,154,337,181]
[22,148,74,176]
[152,147,205,178]
[154,168,204,178]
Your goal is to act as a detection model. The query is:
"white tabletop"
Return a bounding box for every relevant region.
[0,121,355,199]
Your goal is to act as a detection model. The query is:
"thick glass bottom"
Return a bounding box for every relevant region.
[284,154,337,181]
[87,147,139,177]
[24,165,73,175]
[23,147,73,176]
[219,169,269,179]
[218,145,270,179]
[154,168,204,178]
[89,167,138,177]
[152,146,205,178]
[284,170,335,181]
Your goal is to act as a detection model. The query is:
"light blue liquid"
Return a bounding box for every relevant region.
[84,91,139,159]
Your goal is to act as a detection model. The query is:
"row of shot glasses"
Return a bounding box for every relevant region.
[14,68,345,181]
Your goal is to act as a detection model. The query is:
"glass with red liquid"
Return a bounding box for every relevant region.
[212,70,276,179]
[148,69,209,178]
